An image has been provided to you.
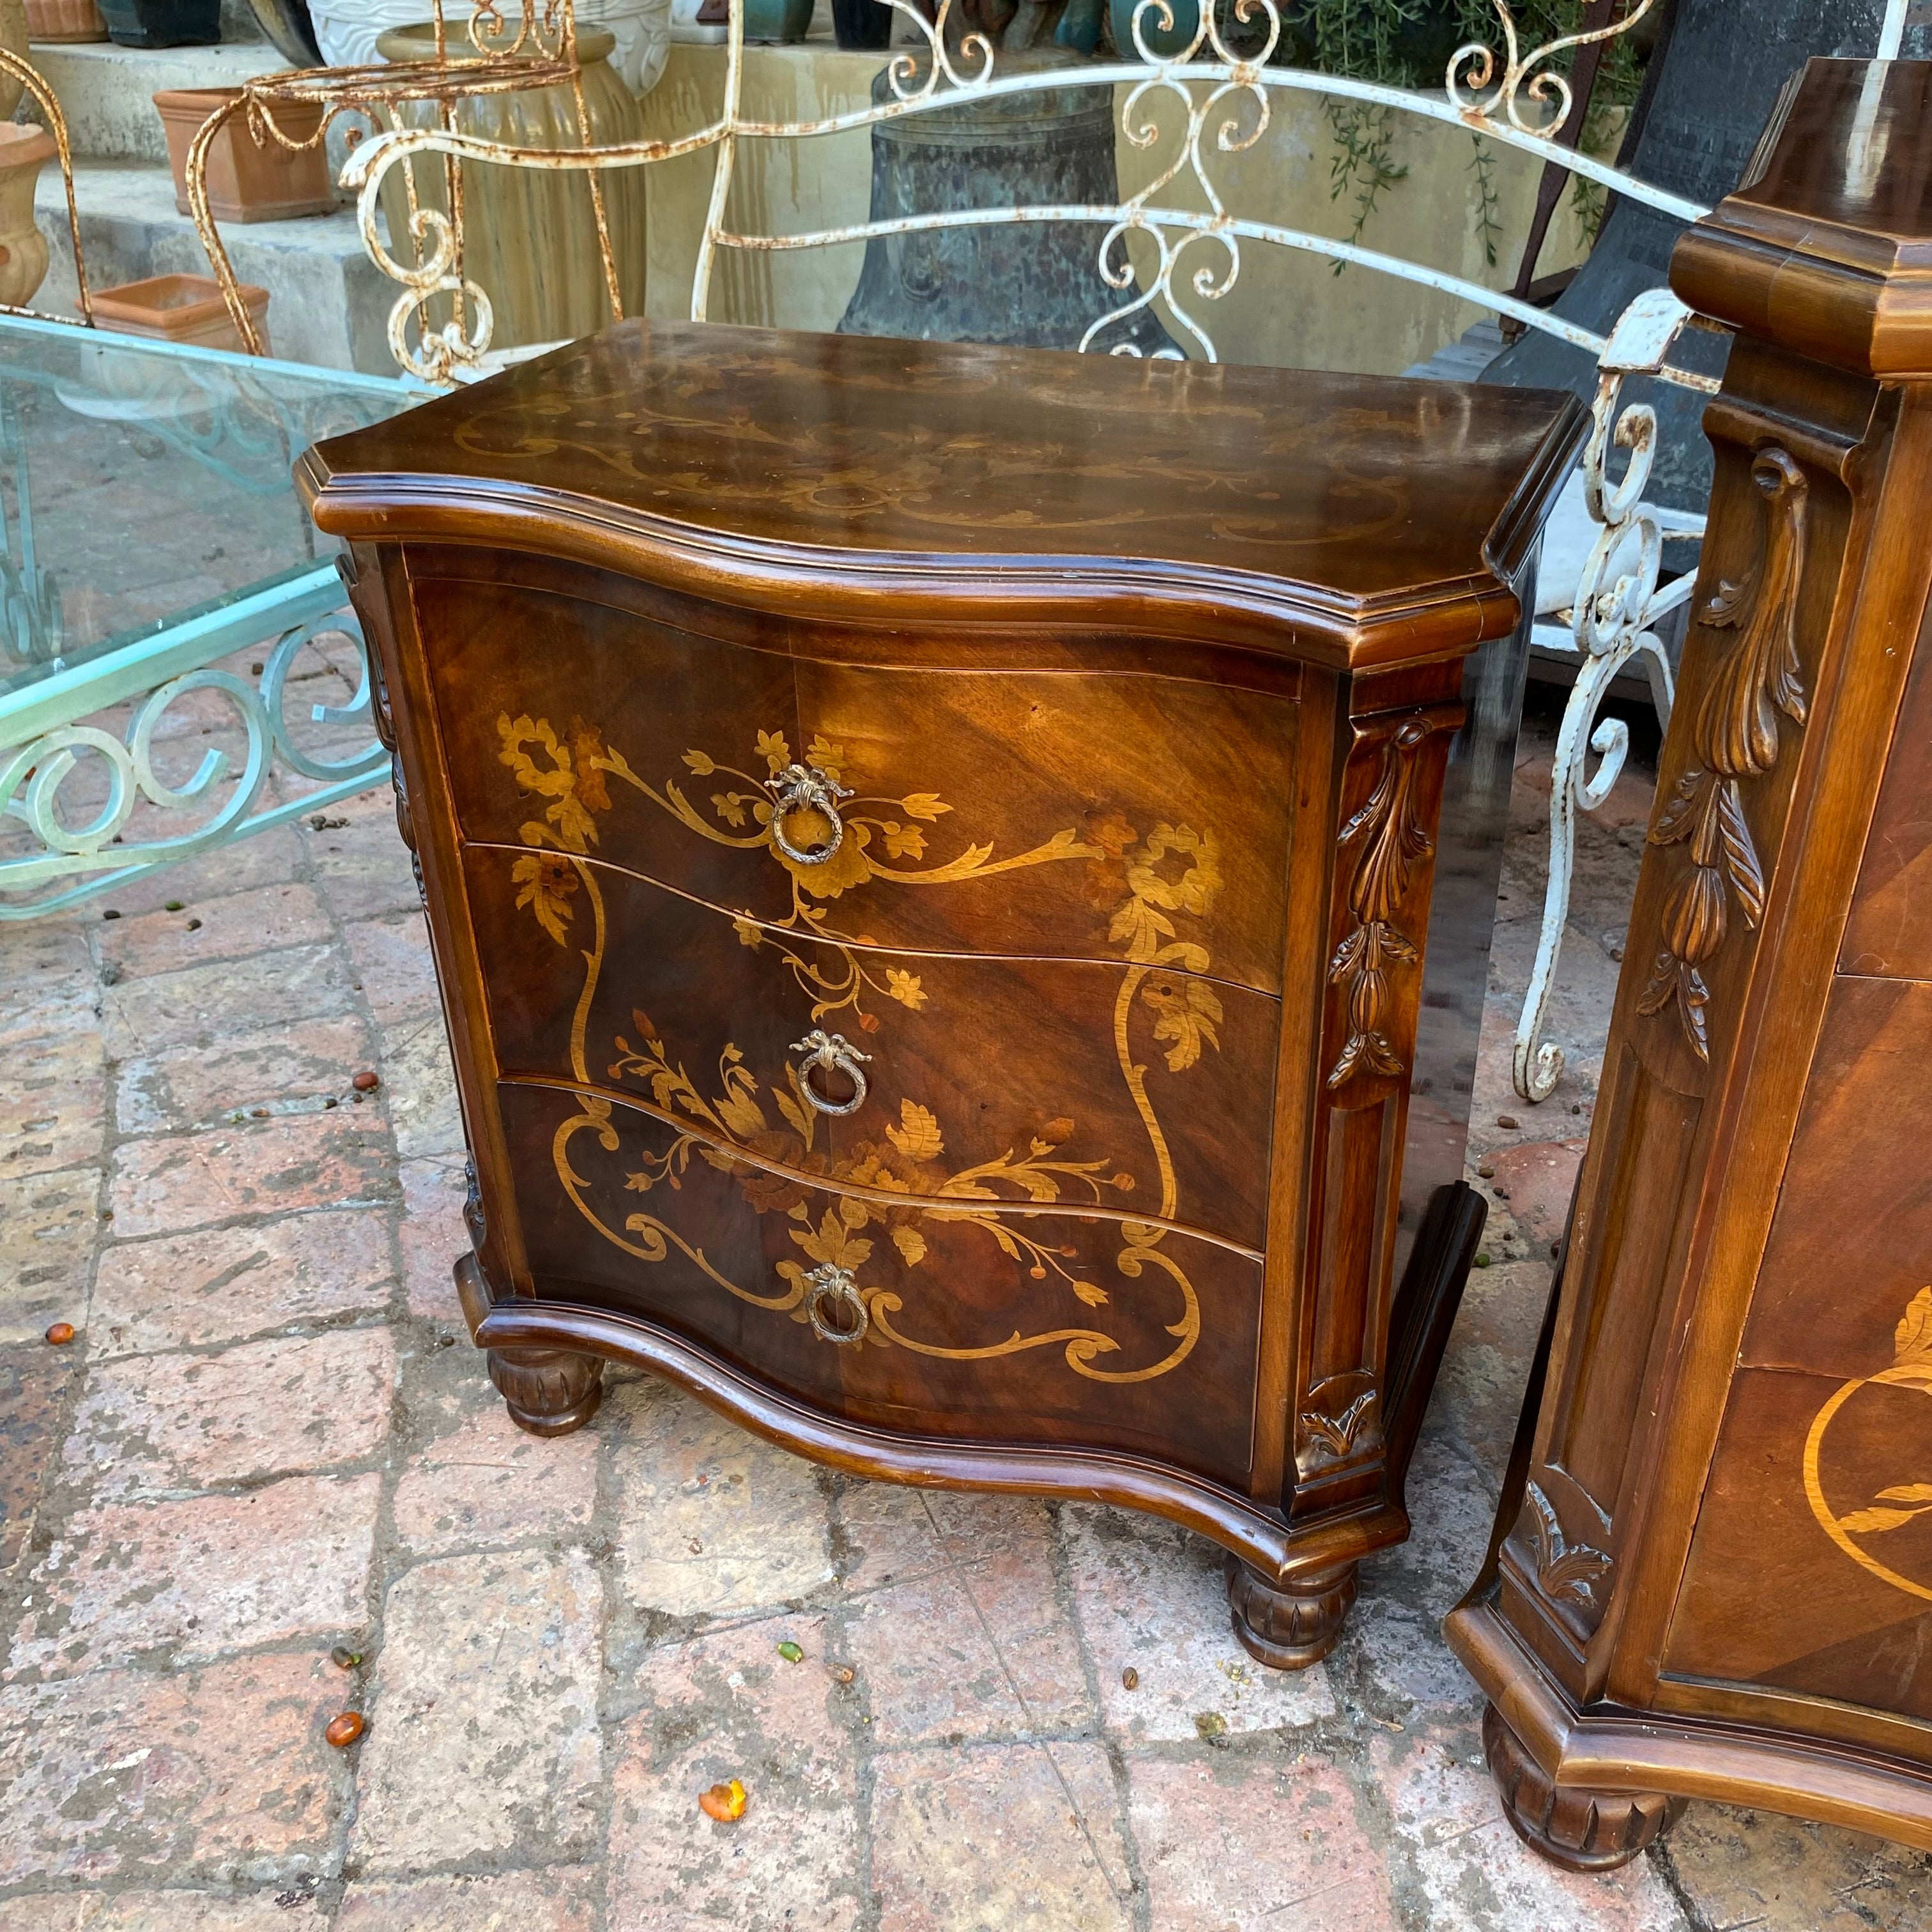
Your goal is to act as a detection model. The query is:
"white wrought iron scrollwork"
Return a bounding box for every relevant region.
[1512,289,1710,1103]
[0,605,386,919]
[313,0,1722,385]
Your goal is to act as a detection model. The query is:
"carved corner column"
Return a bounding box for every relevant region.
[341,537,607,1437]
[1233,678,1465,1669]
[1446,57,1932,1861]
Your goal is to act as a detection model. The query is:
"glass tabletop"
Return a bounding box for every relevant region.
[0,312,425,703]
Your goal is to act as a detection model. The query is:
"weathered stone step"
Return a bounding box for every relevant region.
[33,159,398,374]
[26,42,291,163]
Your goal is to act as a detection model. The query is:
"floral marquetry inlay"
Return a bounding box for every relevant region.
[495,712,1234,1384]
[1804,1287,1932,1607]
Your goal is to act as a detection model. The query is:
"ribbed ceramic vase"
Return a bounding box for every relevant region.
[374,20,648,353]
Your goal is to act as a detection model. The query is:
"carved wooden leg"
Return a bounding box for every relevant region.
[1226,1556,1358,1670]
[486,1342,604,1438]
[1482,1703,1684,1872]
[453,1251,604,1438]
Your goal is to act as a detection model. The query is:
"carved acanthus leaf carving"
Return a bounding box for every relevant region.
[1328,717,1434,1089]
[1639,447,1807,1060]
[1300,1389,1379,1464]
[1522,1480,1613,1609]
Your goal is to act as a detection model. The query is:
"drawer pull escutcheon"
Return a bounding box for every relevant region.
[769,762,854,865]
[803,1263,869,1345]
[792,1028,872,1116]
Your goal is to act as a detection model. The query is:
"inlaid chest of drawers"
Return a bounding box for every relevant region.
[302,323,1582,1664]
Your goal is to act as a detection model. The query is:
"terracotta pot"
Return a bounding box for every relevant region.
[153,89,335,222]
[374,20,647,352]
[24,0,105,40]
[0,123,54,309]
[95,0,218,45]
[91,272,272,353]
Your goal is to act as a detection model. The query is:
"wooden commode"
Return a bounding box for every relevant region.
[301,326,1581,1662]
[1449,58,1932,1862]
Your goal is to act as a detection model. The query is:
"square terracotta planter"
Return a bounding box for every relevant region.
[91,273,272,355]
[153,88,334,223]
[24,0,108,40]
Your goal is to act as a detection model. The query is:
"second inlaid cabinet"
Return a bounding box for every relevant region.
[305,326,1581,1664]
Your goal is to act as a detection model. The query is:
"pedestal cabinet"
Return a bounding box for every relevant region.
[1448,58,1932,1859]
[302,323,1581,1662]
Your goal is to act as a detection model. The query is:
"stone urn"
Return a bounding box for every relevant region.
[374,20,648,351]
[1,0,33,117]
[0,123,54,310]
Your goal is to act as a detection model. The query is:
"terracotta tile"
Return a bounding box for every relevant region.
[100,944,358,1061]
[307,793,422,922]
[64,1327,395,1501]
[376,1014,464,1160]
[336,1871,598,1932]
[1484,1137,1589,1254]
[1430,1257,1551,1484]
[96,884,334,981]
[108,1110,395,1239]
[92,827,311,923]
[0,1166,99,1346]
[397,1154,470,1321]
[838,1479,1053,1594]
[0,1653,346,1883]
[0,919,95,1029]
[1340,1595,1486,1722]
[1354,1432,1500,1623]
[343,914,440,1022]
[115,1017,374,1137]
[89,1211,394,1358]
[870,1740,1133,1932]
[1064,1506,1335,1742]
[0,1019,105,1182]
[607,1611,861,1931]
[11,1473,379,1679]
[0,1342,82,1574]
[349,1547,601,1873]
[844,1499,1091,1745]
[1662,1802,1932,1932]
[613,1380,833,1618]
[0,1891,322,1929]
[1368,1721,1687,1931]
[1126,1750,1396,1931]
[392,1374,597,1555]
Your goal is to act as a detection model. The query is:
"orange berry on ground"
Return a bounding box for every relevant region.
[43,1323,75,1346]
[699,1778,747,1823]
[325,1712,365,1747]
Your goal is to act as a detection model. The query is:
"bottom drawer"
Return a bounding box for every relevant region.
[494,1080,1262,1491]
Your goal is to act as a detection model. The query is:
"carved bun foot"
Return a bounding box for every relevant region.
[1226,1556,1358,1670]
[1482,1703,1684,1872]
[487,1344,604,1438]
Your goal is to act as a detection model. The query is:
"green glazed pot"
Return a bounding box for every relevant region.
[741,0,811,42]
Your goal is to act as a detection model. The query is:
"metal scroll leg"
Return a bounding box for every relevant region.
[1512,630,1674,1103]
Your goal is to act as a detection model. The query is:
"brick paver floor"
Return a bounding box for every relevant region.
[3,710,1930,1929]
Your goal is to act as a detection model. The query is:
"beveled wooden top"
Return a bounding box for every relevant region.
[1673,59,1932,378]
[300,321,1584,671]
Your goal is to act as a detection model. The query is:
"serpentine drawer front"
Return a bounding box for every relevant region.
[301,319,1583,1667]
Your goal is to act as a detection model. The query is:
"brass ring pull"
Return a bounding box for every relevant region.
[769,762,854,866]
[803,1262,868,1345]
[792,1028,871,1116]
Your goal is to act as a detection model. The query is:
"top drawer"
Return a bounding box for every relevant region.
[411,568,1301,997]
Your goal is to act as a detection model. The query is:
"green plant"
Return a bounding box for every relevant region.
[1301,1,1644,270]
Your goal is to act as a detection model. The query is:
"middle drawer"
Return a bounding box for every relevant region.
[464,845,1280,1254]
